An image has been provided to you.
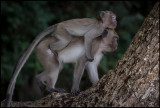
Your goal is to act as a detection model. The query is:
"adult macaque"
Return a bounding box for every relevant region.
[36,29,119,95]
[5,10,117,107]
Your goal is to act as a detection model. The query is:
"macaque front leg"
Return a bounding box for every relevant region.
[84,28,103,62]
[84,36,94,62]
[86,62,99,85]
[71,56,88,95]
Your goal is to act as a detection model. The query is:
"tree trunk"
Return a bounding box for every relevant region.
[1,2,159,107]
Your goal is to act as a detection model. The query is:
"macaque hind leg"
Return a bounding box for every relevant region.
[45,69,66,93]
[49,40,70,56]
[49,32,72,55]
[36,65,66,93]
[36,50,65,93]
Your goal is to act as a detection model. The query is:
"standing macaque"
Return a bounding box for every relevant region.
[49,11,117,61]
[5,10,117,107]
[36,29,119,95]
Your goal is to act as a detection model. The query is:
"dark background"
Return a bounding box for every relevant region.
[1,1,157,101]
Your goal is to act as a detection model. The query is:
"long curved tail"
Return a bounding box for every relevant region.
[5,24,57,107]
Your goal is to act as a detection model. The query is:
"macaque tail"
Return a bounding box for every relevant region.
[5,24,57,107]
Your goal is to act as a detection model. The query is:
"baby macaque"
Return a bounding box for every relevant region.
[49,11,117,61]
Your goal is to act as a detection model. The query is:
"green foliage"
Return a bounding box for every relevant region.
[1,1,155,101]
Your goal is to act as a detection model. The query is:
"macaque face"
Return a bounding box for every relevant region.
[101,29,119,52]
[100,11,117,29]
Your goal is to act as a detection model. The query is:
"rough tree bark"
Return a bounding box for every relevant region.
[1,2,159,107]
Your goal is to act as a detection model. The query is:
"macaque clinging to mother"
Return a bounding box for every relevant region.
[49,10,117,61]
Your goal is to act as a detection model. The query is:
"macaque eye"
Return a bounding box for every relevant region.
[112,16,116,20]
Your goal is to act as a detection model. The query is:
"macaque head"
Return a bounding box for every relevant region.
[100,29,119,52]
[99,11,117,29]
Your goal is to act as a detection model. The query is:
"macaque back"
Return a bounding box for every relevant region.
[62,18,96,36]
[37,37,85,63]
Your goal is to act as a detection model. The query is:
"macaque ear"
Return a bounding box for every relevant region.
[99,11,105,22]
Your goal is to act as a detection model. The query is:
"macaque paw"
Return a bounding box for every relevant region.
[86,56,94,62]
[46,87,66,93]
[51,49,58,56]
[49,44,58,56]
[71,89,80,96]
